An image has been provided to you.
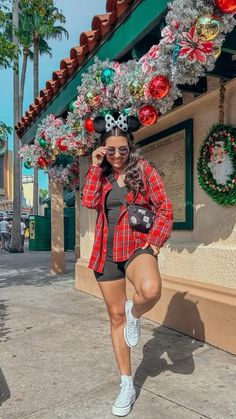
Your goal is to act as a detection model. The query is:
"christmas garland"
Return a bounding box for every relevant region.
[66,0,236,152]
[48,157,80,190]
[198,123,236,206]
[20,114,85,171]
[20,115,81,190]
[139,0,236,116]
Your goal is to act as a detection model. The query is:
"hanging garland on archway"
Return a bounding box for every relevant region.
[66,0,236,152]
[197,123,236,206]
[48,157,80,190]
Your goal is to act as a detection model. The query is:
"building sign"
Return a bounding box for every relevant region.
[138,119,193,230]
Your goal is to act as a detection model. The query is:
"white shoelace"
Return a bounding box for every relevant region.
[116,381,132,405]
[127,316,140,338]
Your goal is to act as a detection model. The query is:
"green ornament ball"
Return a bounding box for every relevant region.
[101,68,115,85]
[38,137,47,148]
[99,109,111,117]
[24,159,32,169]
[122,107,131,116]
[69,100,77,112]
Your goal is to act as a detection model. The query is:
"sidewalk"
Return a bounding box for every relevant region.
[0,251,235,419]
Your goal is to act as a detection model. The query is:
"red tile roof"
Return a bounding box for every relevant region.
[16,0,137,137]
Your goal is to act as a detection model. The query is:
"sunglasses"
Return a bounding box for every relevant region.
[106,146,129,157]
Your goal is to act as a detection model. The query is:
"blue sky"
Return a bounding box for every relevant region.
[0,0,106,189]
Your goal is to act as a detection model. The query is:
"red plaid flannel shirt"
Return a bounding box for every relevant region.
[81,159,173,273]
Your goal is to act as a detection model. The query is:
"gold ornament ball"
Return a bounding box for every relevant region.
[51,148,59,156]
[72,122,81,131]
[129,80,144,98]
[75,148,83,156]
[50,155,56,161]
[84,92,94,105]
[195,14,220,41]
[213,45,221,60]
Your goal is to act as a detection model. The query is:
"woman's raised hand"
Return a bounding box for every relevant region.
[92,146,107,167]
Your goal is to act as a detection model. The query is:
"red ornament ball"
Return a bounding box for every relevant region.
[37,157,47,169]
[84,118,94,133]
[148,75,170,99]
[214,0,236,13]
[138,105,158,126]
[56,137,68,152]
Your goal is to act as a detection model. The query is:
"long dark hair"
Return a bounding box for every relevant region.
[98,127,145,194]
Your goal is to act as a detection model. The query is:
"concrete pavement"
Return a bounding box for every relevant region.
[0,250,236,419]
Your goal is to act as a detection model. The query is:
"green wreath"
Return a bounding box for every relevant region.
[198,123,236,206]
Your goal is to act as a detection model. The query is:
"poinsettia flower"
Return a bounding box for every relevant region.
[161,26,175,44]
[53,119,62,128]
[139,45,160,63]
[114,85,120,97]
[171,20,180,30]
[100,86,107,94]
[73,100,81,108]
[113,62,120,70]
[113,61,123,76]
[142,61,154,74]
[179,25,213,63]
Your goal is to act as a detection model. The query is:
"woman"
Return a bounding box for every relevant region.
[81,120,173,417]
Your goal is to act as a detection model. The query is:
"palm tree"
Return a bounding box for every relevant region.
[0,1,16,68]
[19,0,69,215]
[9,0,22,252]
[8,1,68,251]
[22,4,69,96]
[4,11,52,117]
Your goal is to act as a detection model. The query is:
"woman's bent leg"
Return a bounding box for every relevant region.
[126,254,162,318]
[98,278,131,376]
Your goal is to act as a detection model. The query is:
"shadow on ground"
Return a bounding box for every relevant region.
[134,326,205,398]
[0,368,11,407]
[134,293,205,398]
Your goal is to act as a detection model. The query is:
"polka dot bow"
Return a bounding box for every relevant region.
[105,113,128,132]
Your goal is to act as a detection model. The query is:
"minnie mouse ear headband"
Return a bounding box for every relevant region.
[93,112,140,134]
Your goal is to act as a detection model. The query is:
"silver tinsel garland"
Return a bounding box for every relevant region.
[140,0,236,111]
[65,0,236,151]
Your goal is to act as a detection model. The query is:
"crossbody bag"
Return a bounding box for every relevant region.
[107,173,155,234]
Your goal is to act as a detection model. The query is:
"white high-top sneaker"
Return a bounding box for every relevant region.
[124,300,141,348]
[112,375,136,416]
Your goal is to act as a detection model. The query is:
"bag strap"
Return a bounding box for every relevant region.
[107,173,131,207]
[106,173,116,184]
